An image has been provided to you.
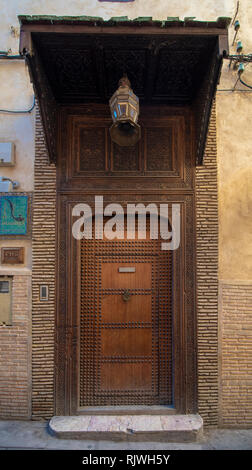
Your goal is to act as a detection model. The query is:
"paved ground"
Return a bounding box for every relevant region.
[0,420,251,450]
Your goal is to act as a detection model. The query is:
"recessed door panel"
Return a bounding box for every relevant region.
[101,328,153,356]
[80,222,172,406]
[99,363,153,392]
[101,262,152,289]
[101,294,152,323]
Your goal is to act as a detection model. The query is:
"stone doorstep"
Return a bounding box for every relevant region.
[48,414,203,442]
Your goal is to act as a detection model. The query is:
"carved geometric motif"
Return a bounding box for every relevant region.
[104,48,147,98]
[146,127,173,172]
[70,113,186,182]
[111,142,140,173]
[78,126,106,172]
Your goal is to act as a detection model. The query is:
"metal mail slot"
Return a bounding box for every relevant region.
[118,267,136,273]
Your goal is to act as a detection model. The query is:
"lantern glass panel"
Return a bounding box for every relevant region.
[129,96,136,104]
[120,104,127,115]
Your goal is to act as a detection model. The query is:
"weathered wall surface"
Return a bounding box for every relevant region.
[0,0,233,56]
[217,0,252,281]
[0,61,34,191]
[216,0,252,427]
[0,275,31,419]
[0,0,251,425]
[219,282,252,427]
[196,104,219,426]
[31,107,56,420]
[0,5,34,421]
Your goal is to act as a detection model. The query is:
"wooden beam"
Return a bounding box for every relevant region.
[20,23,229,37]
[194,41,223,165]
[25,45,58,164]
[93,41,107,101]
[19,20,229,166]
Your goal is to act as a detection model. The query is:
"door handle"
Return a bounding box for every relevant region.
[122,290,131,302]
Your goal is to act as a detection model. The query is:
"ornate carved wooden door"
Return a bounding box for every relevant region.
[79,221,173,406]
[56,105,197,415]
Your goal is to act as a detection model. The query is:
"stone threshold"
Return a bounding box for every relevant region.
[77,405,177,415]
[48,414,203,442]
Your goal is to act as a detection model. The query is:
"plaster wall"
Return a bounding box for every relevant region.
[0,0,234,56]
[215,0,252,426]
[0,61,34,192]
[0,0,251,425]
[0,0,251,280]
[217,0,252,281]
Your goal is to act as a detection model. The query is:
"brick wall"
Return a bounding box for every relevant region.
[33,103,252,428]
[0,275,31,419]
[219,282,252,427]
[32,105,220,424]
[196,103,219,426]
[32,106,56,419]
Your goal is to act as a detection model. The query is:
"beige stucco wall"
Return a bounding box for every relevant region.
[0,61,34,192]
[217,0,252,281]
[0,0,233,55]
[215,0,252,427]
[0,0,251,280]
[0,0,251,424]
[0,60,34,275]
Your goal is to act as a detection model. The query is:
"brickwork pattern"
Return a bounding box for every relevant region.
[34,103,250,429]
[32,106,220,423]
[196,104,219,426]
[32,106,56,419]
[0,275,31,419]
[220,283,252,427]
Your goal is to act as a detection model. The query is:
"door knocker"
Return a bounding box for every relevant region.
[122,290,131,302]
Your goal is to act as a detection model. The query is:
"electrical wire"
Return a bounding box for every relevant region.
[217,89,252,92]
[232,1,240,26]
[0,95,35,114]
[0,54,34,112]
[239,77,252,90]
[0,54,24,60]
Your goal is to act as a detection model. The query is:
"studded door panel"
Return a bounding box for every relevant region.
[80,222,172,406]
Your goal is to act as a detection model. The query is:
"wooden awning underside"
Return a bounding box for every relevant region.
[19,15,230,164]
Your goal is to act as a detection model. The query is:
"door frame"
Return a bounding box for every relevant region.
[55,194,197,415]
[55,104,197,416]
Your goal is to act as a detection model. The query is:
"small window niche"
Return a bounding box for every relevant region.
[0,276,13,326]
[39,285,49,301]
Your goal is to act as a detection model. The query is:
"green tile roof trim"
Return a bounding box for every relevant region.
[109,16,129,22]
[166,17,181,22]
[18,15,231,28]
[18,15,105,23]
[134,17,153,22]
[184,17,196,21]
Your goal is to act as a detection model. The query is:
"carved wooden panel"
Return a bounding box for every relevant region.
[100,363,152,392]
[111,142,140,174]
[101,294,152,323]
[56,193,197,415]
[78,127,106,172]
[31,30,221,107]
[79,219,172,406]
[73,120,109,175]
[67,110,187,185]
[145,126,173,173]
[1,247,24,264]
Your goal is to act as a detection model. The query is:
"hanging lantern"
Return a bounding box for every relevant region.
[109,75,141,147]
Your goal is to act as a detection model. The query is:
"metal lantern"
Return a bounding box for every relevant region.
[109,75,141,147]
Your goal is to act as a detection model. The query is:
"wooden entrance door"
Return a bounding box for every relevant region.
[79,220,173,407]
[56,105,197,415]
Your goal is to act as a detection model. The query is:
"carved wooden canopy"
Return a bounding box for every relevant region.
[19,16,230,164]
